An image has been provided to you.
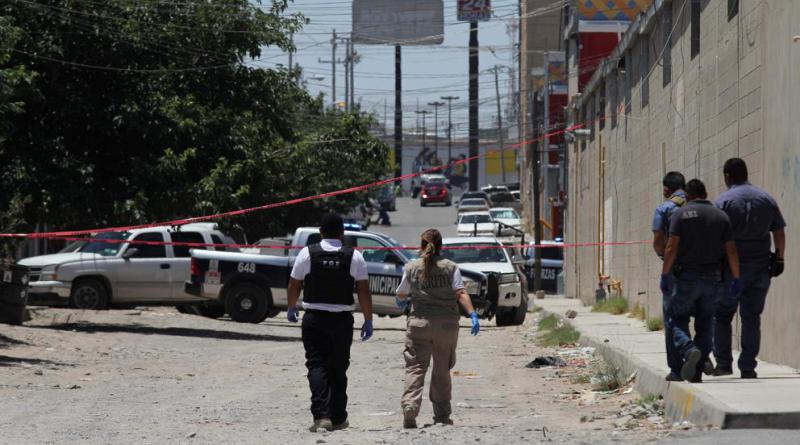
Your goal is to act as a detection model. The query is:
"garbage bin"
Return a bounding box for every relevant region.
[0,263,30,325]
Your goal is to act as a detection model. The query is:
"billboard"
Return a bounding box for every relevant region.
[352,0,444,45]
[457,0,491,22]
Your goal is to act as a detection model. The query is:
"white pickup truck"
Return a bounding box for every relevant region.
[185,228,493,323]
[18,223,235,315]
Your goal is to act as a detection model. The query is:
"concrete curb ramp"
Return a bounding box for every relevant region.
[536,297,800,429]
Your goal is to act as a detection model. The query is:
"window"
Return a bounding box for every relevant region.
[691,0,700,59]
[662,6,673,87]
[640,37,650,108]
[728,0,738,21]
[354,236,387,263]
[171,232,206,258]
[441,243,507,264]
[128,232,166,258]
[81,231,130,257]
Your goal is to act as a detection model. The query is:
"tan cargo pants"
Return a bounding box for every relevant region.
[401,315,460,420]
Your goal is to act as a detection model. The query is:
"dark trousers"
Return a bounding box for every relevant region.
[669,272,719,379]
[661,275,682,376]
[302,310,354,424]
[714,263,771,372]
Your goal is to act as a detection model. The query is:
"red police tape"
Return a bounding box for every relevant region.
[36,235,648,251]
[0,122,587,240]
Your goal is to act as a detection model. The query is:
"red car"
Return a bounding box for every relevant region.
[420,184,452,206]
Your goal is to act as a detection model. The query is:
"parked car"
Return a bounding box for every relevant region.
[511,190,521,202]
[420,173,449,188]
[456,198,490,213]
[523,239,564,293]
[441,237,527,326]
[420,183,452,206]
[481,184,509,194]
[17,223,236,314]
[459,191,491,206]
[457,212,497,237]
[489,207,522,235]
[185,228,493,323]
[487,191,519,212]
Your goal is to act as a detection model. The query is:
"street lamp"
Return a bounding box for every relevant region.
[428,101,445,164]
[440,96,459,171]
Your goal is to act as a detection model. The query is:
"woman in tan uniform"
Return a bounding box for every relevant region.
[395,228,480,428]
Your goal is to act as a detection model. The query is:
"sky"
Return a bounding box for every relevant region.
[257,0,523,139]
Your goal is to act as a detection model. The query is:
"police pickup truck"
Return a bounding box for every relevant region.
[185,228,491,323]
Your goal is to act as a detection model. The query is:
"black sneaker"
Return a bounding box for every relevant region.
[712,367,733,376]
[665,372,684,382]
[681,348,702,382]
[741,370,758,379]
[433,417,454,425]
[703,359,715,376]
[403,410,417,429]
[331,420,349,431]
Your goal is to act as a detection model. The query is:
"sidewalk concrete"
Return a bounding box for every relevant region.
[536,296,800,429]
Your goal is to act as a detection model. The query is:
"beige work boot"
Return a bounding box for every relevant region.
[309,418,333,432]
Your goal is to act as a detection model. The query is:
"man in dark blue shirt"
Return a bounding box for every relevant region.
[713,158,786,379]
[662,179,741,382]
[651,172,686,381]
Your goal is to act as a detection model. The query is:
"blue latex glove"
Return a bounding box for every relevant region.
[287,307,299,323]
[729,278,743,298]
[659,273,671,294]
[470,312,480,336]
[395,296,408,309]
[361,319,373,341]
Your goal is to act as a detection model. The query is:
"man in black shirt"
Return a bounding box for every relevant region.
[661,179,741,382]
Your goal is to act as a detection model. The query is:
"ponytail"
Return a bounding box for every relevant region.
[419,228,443,281]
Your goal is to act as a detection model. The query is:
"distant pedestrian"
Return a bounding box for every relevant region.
[712,158,786,379]
[395,229,480,428]
[661,179,741,382]
[651,171,686,381]
[286,213,375,432]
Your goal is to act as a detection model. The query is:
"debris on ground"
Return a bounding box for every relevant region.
[526,356,567,368]
[565,309,578,319]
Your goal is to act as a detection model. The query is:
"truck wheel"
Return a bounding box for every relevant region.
[70,279,109,310]
[225,282,269,324]
[495,309,513,327]
[512,297,527,326]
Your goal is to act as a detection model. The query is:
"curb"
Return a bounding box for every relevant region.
[539,308,793,429]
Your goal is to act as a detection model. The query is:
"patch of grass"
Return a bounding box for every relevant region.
[538,324,581,347]
[591,359,627,392]
[646,317,664,331]
[628,302,646,320]
[537,313,559,330]
[636,394,662,407]
[591,296,629,315]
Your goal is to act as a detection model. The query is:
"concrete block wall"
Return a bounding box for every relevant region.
[565,0,800,368]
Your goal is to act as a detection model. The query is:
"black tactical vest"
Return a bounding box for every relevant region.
[303,243,356,305]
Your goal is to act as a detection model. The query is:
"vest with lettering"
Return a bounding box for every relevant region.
[405,257,460,318]
[303,243,355,305]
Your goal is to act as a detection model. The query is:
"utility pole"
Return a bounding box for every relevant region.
[394,45,402,178]
[349,38,356,110]
[416,110,430,158]
[343,37,350,111]
[532,52,550,293]
[288,31,294,72]
[317,29,342,107]
[491,65,506,183]
[468,21,479,191]
[441,95,459,169]
[428,101,445,163]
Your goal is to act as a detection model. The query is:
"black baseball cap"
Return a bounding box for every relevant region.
[320,212,345,237]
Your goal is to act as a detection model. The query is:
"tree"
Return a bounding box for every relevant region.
[0,0,389,244]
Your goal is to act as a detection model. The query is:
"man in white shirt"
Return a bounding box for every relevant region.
[286,213,374,433]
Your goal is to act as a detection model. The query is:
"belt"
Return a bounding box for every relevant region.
[304,309,353,315]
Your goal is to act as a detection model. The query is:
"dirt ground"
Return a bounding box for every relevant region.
[0,307,681,444]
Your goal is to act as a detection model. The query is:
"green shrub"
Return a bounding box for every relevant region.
[646,317,664,331]
[537,313,559,330]
[592,296,629,315]
[538,324,580,347]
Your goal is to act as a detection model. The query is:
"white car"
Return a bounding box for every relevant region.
[441,237,527,326]
[457,211,497,237]
[457,198,490,213]
[490,207,522,235]
[18,223,236,311]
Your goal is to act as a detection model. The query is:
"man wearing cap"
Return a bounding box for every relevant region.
[287,212,374,432]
